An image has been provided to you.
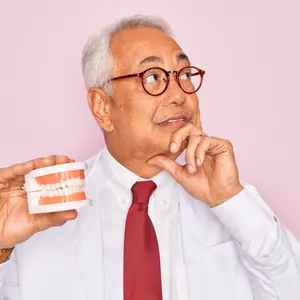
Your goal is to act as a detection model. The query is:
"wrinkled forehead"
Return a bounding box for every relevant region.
[110,27,187,73]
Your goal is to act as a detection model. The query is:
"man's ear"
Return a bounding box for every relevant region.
[87,88,114,132]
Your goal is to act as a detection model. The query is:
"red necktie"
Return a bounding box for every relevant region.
[123,181,163,300]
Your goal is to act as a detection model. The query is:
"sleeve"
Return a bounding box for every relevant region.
[0,252,20,300]
[211,183,300,300]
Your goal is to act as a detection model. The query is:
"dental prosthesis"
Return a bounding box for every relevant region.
[24,162,91,214]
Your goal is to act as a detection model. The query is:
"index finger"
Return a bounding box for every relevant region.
[170,124,205,153]
[0,155,74,183]
[195,109,203,131]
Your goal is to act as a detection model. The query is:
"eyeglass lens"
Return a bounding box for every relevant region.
[142,67,202,95]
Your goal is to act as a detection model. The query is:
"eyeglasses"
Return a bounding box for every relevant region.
[110,66,205,96]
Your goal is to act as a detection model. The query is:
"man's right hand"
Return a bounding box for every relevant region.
[0,156,78,251]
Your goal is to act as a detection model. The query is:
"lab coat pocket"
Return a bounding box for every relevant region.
[184,240,253,300]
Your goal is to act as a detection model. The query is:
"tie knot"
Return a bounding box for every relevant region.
[131,181,157,205]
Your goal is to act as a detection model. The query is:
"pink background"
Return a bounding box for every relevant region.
[1,1,299,237]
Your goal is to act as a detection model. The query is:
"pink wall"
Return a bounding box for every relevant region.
[1,0,299,237]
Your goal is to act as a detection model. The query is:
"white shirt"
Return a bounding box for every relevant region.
[99,147,188,300]
[98,146,278,300]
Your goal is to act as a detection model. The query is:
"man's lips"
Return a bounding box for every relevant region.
[158,114,191,126]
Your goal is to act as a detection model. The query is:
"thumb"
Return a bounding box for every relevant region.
[147,155,184,183]
[34,210,78,233]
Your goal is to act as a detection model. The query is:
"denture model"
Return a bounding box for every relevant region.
[24,162,91,214]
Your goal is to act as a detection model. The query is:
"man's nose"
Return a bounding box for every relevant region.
[162,73,186,106]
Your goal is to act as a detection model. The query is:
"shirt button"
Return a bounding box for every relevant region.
[121,199,127,205]
[162,199,167,205]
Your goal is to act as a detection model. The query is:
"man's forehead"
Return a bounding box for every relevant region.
[110,27,186,69]
[138,53,190,68]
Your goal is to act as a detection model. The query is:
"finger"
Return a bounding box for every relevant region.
[185,135,203,173]
[47,210,78,227]
[195,136,229,166]
[55,155,75,165]
[31,156,61,169]
[0,161,35,182]
[0,155,74,183]
[195,109,203,130]
[33,210,78,232]
[147,155,185,184]
[170,124,204,153]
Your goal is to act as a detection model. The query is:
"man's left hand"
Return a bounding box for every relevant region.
[147,124,244,207]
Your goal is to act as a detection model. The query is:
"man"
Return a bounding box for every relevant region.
[0,15,299,300]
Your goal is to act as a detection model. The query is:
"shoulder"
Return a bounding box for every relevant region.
[84,149,104,177]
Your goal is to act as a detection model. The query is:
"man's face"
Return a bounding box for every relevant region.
[108,27,201,160]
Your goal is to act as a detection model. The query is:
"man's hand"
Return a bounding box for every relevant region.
[147,124,244,207]
[0,156,78,250]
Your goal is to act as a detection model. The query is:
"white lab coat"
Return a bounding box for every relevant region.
[1,150,300,300]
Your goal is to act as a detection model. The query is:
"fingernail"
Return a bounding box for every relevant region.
[170,142,177,153]
[187,164,194,174]
[196,158,201,166]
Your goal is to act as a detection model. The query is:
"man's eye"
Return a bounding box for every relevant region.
[144,74,159,83]
[180,72,191,80]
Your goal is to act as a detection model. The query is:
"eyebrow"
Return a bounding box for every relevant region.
[178,53,190,64]
[138,55,163,67]
[138,52,191,68]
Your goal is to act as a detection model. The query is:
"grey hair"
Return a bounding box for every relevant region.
[81,15,173,95]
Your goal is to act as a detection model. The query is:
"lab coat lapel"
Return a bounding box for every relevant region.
[74,152,105,300]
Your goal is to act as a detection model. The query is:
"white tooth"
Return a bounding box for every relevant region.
[167,118,184,123]
[74,178,80,186]
[66,187,70,195]
[69,186,74,194]
[54,189,59,196]
[49,190,54,197]
[62,189,66,196]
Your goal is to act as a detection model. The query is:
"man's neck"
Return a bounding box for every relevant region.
[105,145,161,178]
[105,143,181,179]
